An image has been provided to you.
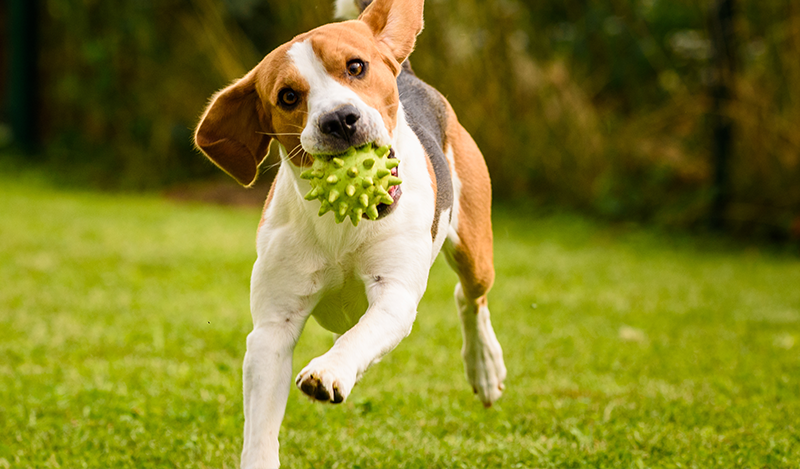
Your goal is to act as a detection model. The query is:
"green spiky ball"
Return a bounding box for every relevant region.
[300,144,401,226]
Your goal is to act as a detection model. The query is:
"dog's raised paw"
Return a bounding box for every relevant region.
[295,360,353,404]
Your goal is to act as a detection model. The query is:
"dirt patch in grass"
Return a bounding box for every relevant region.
[163,178,271,207]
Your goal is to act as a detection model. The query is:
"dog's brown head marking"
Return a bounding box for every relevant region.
[194,0,424,187]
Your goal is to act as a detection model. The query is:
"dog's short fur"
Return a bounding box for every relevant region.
[194,0,506,466]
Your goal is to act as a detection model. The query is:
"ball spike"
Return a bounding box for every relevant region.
[338,202,349,216]
[318,202,332,216]
[380,194,394,205]
[376,145,390,157]
[362,158,375,169]
[377,168,390,178]
[385,159,399,169]
[346,185,356,197]
[334,210,346,224]
[359,194,369,208]
[304,187,320,200]
[386,176,402,187]
[366,205,379,220]
[362,177,374,188]
[332,157,345,168]
[328,189,340,203]
[300,169,315,180]
[349,209,362,227]
[326,174,338,184]
[347,167,359,178]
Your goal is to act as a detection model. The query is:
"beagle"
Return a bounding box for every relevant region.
[194,0,506,466]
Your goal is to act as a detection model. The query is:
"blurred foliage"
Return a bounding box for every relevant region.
[34,0,260,187]
[410,0,799,237]
[10,0,800,236]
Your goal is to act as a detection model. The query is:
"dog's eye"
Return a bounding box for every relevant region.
[278,88,299,108]
[347,59,366,78]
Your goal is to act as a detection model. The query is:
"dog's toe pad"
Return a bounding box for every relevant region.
[298,374,332,402]
[295,359,354,404]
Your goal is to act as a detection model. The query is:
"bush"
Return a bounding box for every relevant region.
[15,0,800,236]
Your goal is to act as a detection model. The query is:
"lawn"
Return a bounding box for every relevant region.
[1,170,799,468]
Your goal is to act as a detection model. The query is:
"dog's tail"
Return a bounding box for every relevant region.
[334,0,373,20]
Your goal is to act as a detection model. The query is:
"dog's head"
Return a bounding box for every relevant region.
[194,0,424,186]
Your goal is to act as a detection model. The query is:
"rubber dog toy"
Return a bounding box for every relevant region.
[301,144,401,226]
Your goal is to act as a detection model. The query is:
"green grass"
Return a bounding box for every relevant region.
[1,170,799,468]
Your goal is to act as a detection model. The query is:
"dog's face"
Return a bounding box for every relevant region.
[195,0,424,186]
[270,22,403,159]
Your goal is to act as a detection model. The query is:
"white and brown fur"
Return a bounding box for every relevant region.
[194,0,505,466]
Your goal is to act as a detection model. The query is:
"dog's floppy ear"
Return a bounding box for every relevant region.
[359,0,424,67]
[195,71,272,187]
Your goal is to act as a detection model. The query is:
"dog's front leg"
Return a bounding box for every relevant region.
[296,277,425,403]
[241,323,300,469]
[241,258,315,469]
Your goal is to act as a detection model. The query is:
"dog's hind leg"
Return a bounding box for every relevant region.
[443,124,506,407]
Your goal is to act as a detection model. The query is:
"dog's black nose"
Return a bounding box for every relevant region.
[319,105,361,142]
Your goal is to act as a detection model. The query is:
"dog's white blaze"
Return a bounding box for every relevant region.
[287,41,391,155]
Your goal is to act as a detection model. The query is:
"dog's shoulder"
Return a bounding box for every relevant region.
[397,62,449,152]
[396,62,454,240]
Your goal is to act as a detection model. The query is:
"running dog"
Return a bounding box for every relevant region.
[194,0,506,466]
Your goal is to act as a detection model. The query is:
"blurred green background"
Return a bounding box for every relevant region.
[1,0,799,238]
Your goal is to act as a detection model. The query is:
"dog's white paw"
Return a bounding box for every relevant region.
[295,356,356,404]
[463,326,507,407]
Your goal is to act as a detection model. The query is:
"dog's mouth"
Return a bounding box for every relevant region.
[375,147,402,218]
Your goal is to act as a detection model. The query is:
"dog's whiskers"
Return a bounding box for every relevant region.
[257,131,302,137]
[287,144,307,162]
